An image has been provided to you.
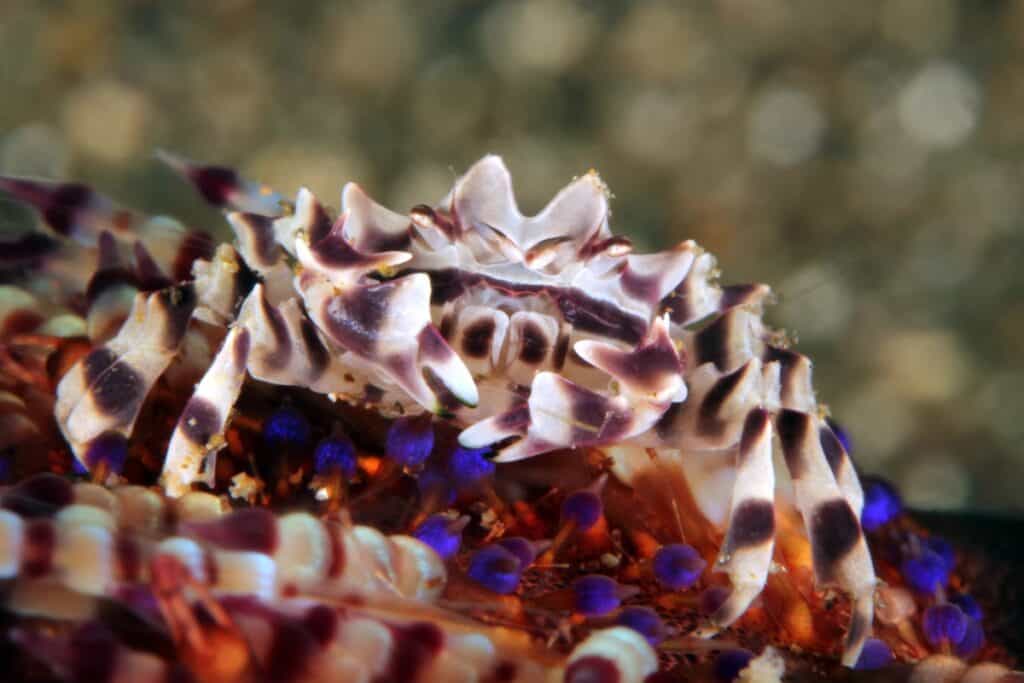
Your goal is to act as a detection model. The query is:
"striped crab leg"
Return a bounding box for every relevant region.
[54,284,197,468]
[777,408,875,667]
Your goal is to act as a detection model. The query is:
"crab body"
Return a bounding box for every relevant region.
[1,153,879,673]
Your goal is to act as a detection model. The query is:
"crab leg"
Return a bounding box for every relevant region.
[776,409,875,667]
[161,326,250,497]
[709,408,777,628]
[55,284,197,467]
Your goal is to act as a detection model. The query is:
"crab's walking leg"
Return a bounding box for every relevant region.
[709,407,776,628]
[776,409,875,667]
[56,284,197,466]
[161,326,250,498]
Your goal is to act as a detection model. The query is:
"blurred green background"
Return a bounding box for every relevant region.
[1,1,1022,513]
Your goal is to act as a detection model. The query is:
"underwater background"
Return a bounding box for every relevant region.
[1,0,1022,513]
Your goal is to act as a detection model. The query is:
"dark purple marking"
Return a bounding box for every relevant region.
[132,241,173,291]
[810,499,861,581]
[417,324,452,363]
[306,197,334,245]
[356,225,412,253]
[258,290,291,370]
[362,383,384,405]
[619,265,661,303]
[738,409,770,464]
[188,164,240,207]
[172,231,216,282]
[517,320,549,365]
[69,622,118,683]
[84,264,137,306]
[410,204,458,241]
[497,404,530,432]
[83,347,145,423]
[231,256,260,314]
[86,234,138,304]
[310,231,376,268]
[693,312,730,371]
[156,283,198,350]
[23,519,56,577]
[374,622,444,683]
[45,183,93,237]
[0,232,59,269]
[235,213,278,266]
[438,311,455,341]
[552,331,570,370]
[697,364,749,437]
[763,346,803,405]
[654,400,684,441]
[421,269,647,345]
[776,409,810,480]
[233,327,252,370]
[590,339,683,393]
[663,289,695,327]
[818,424,846,478]
[721,283,765,310]
[2,472,73,517]
[185,508,278,554]
[725,499,775,550]
[485,661,518,683]
[177,396,221,446]
[298,316,329,378]
[115,533,142,583]
[265,617,317,683]
[302,604,339,646]
[563,656,621,683]
[202,547,219,586]
[423,367,463,414]
[461,317,496,359]
[568,381,631,445]
[320,282,394,357]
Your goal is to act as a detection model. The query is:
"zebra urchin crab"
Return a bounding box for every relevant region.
[4,153,1015,683]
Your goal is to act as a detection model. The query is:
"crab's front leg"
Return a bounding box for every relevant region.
[708,408,777,629]
[161,325,250,498]
[777,409,875,667]
[459,316,687,460]
[294,228,478,415]
[55,284,197,468]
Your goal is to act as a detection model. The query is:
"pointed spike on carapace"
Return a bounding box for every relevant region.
[450,154,521,236]
[339,182,412,253]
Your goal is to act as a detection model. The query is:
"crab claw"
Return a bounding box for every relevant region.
[294,222,411,289]
[460,371,668,462]
[299,267,478,414]
[574,315,687,404]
